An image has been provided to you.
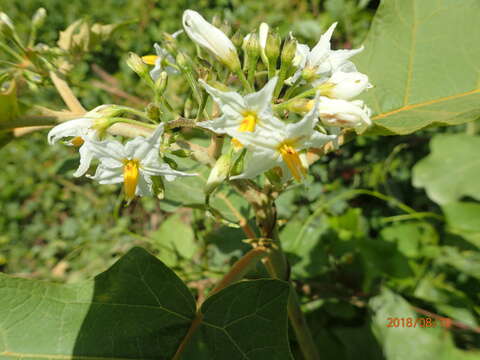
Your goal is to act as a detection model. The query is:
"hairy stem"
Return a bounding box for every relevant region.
[49,71,86,113]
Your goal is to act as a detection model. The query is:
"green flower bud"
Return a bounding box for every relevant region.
[126,52,150,79]
[155,71,168,94]
[205,151,232,195]
[281,37,297,66]
[32,8,47,30]
[244,32,260,59]
[265,31,281,65]
[231,29,243,48]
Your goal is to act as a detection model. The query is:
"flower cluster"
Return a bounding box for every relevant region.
[47,9,373,201]
[48,112,194,202]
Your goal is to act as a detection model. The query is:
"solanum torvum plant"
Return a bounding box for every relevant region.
[0,8,374,360]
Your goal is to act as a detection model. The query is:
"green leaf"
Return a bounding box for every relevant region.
[183,279,292,360]
[443,201,480,248]
[370,287,480,360]
[437,246,480,280]
[0,247,292,359]
[150,213,198,267]
[0,247,196,359]
[356,0,480,135]
[412,134,480,205]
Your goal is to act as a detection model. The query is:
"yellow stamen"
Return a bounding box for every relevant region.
[71,136,84,147]
[123,159,140,201]
[278,142,307,182]
[141,55,159,65]
[231,138,243,150]
[238,110,258,132]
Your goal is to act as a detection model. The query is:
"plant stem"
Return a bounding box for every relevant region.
[236,69,253,92]
[49,71,86,113]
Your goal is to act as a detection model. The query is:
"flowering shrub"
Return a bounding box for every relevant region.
[1,1,479,359]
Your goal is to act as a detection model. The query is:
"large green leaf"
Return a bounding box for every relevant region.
[412,134,480,205]
[0,247,195,359]
[183,279,292,360]
[0,247,291,359]
[356,0,480,135]
[370,287,480,360]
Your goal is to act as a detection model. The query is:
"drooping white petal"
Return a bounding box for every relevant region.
[125,124,163,160]
[150,43,179,80]
[73,142,95,177]
[285,99,320,140]
[136,173,153,197]
[182,10,238,66]
[47,118,94,145]
[142,162,195,180]
[327,47,364,72]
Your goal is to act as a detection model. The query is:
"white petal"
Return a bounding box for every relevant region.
[285,97,320,139]
[200,80,245,113]
[230,128,282,151]
[244,76,277,112]
[328,46,364,71]
[84,138,126,164]
[125,124,163,159]
[47,118,94,144]
[293,43,310,68]
[73,143,94,177]
[258,23,269,49]
[87,164,123,184]
[309,22,337,67]
[142,162,195,179]
[230,149,280,180]
[182,10,237,63]
[136,173,153,197]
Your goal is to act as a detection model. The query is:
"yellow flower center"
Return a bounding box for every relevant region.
[238,110,259,132]
[71,136,84,147]
[232,110,259,150]
[123,159,140,201]
[278,142,307,182]
[141,55,159,65]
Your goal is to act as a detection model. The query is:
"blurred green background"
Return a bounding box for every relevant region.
[1,0,479,358]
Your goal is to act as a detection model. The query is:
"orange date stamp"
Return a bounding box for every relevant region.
[386,317,452,328]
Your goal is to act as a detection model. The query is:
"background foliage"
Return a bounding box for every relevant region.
[1,0,479,359]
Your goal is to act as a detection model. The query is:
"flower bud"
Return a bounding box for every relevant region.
[182,10,241,72]
[281,37,297,66]
[155,71,168,94]
[126,52,150,79]
[258,22,269,65]
[317,97,372,134]
[0,12,14,38]
[320,71,372,100]
[205,151,232,195]
[265,31,280,66]
[244,32,260,59]
[32,8,47,30]
[286,99,314,113]
[231,29,244,48]
[176,51,193,72]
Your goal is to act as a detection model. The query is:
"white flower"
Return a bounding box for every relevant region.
[182,10,240,71]
[85,125,195,201]
[288,23,364,84]
[47,105,111,177]
[230,101,336,181]
[198,76,284,140]
[320,70,372,100]
[317,97,372,134]
[142,43,179,81]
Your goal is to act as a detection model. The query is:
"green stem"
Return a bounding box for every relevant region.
[262,230,320,360]
[236,69,253,92]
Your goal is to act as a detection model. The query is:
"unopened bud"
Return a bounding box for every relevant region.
[146,103,161,121]
[155,71,168,94]
[265,31,280,65]
[126,52,150,78]
[0,12,14,31]
[244,32,260,59]
[231,29,243,48]
[281,37,297,66]
[32,8,47,29]
[176,51,192,71]
[286,99,314,113]
[205,151,232,195]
